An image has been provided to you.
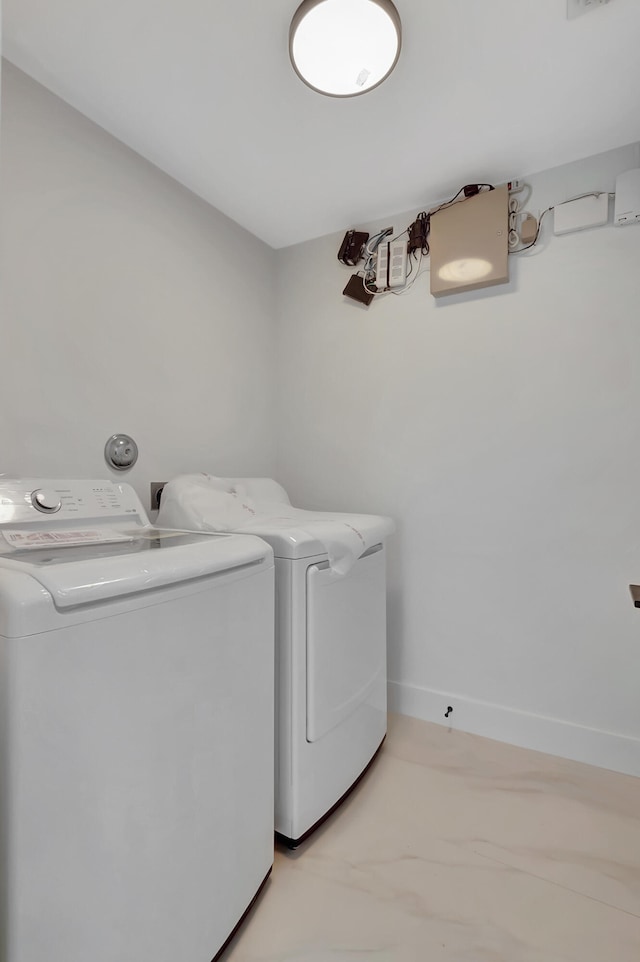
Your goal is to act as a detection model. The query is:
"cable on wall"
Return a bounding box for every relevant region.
[509,206,554,253]
[339,176,612,304]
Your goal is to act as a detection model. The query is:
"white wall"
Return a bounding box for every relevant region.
[275,145,640,776]
[0,62,277,506]
[3,58,640,777]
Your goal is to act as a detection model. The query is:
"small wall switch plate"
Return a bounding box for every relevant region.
[553,193,609,235]
[387,240,408,289]
[567,0,611,19]
[614,169,640,226]
[375,243,389,291]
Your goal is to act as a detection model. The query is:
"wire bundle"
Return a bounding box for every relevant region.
[508,196,520,249]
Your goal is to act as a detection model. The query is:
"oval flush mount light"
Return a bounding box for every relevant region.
[290,0,402,98]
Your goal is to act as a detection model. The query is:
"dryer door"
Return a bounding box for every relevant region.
[306,545,387,743]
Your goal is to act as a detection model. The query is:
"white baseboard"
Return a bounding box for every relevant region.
[388,680,640,778]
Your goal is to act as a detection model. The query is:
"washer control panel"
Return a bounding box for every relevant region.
[0,480,146,526]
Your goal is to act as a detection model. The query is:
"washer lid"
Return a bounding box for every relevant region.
[0,527,271,609]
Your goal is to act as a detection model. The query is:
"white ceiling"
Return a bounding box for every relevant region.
[3,0,640,248]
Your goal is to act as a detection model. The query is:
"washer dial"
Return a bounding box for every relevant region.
[31,488,62,513]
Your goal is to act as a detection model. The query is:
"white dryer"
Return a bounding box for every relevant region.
[157,475,394,847]
[0,479,274,962]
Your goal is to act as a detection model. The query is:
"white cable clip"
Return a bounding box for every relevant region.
[508,197,520,248]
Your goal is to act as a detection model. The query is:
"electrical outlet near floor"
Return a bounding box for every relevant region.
[567,0,611,19]
[150,482,166,512]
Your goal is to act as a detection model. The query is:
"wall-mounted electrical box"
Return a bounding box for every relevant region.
[429,186,509,298]
[553,193,609,235]
[614,169,640,226]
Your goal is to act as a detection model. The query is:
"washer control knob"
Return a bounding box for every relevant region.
[31,488,62,514]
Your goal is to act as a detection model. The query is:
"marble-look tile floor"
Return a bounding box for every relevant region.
[222,713,640,962]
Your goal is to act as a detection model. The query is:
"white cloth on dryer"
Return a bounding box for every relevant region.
[157,474,394,576]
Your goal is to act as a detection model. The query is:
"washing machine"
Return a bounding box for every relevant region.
[0,478,274,962]
[157,475,394,847]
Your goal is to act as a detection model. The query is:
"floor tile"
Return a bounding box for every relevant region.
[221,713,640,962]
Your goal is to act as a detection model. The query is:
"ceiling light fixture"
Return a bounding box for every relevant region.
[289,0,402,98]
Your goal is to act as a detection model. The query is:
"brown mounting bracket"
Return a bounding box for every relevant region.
[629,585,640,608]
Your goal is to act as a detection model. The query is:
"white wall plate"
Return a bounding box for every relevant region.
[553,193,609,235]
